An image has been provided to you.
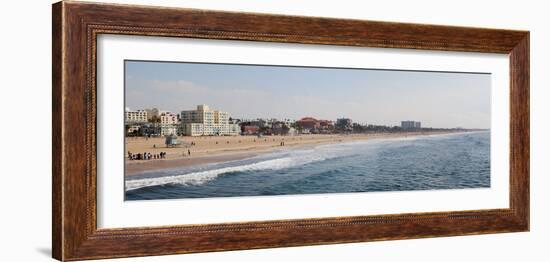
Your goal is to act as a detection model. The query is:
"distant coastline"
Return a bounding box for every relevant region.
[125,130,479,176]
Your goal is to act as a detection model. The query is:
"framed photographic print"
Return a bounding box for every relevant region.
[52,1,529,261]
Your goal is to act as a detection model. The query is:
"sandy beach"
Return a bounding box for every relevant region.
[125,131,460,176]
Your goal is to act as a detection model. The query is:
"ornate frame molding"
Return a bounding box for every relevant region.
[53,1,529,261]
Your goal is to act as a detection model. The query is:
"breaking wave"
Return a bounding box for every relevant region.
[125,147,348,191]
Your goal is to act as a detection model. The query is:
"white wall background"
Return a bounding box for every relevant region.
[0,0,547,261]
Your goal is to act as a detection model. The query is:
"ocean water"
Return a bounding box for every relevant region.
[125,131,490,200]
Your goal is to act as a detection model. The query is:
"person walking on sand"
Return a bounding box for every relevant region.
[188,149,191,156]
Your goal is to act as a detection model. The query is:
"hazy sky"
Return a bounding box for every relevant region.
[125,60,491,129]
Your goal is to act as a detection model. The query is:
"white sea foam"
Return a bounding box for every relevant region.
[125,148,340,191]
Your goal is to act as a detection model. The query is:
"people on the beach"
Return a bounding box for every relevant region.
[127,151,167,161]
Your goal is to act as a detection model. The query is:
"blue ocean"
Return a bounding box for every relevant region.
[125,131,490,200]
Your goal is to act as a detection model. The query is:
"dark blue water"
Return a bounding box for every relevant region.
[125,132,490,200]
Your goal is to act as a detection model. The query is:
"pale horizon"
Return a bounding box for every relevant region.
[125,60,491,129]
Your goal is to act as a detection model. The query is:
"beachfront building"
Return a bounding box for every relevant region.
[401,121,414,129]
[125,124,142,136]
[160,112,179,125]
[281,118,295,127]
[296,117,321,131]
[138,123,159,137]
[295,117,334,134]
[145,108,160,121]
[401,121,422,130]
[125,108,148,123]
[318,120,335,133]
[181,104,240,136]
[242,125,260,135]
[134,123,178,137]
[271,121,291,135]
[159,124,178,136]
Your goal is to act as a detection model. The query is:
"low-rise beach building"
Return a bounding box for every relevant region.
[242,125,260,135]
[296,117,334,133]
[271,121,293,135]
[125,124,142,136]
[138,123,159,137]
[136,123,179,137]
[296,117,321,131]
[159,124,179,136]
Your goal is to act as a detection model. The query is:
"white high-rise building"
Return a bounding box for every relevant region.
[181,105,239,136]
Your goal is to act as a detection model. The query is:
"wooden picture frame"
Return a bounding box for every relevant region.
[52,1,529,261]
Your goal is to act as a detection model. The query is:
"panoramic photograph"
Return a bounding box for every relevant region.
[124,60,491,200]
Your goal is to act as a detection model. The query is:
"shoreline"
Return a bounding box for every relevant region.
[125,131,478,176]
